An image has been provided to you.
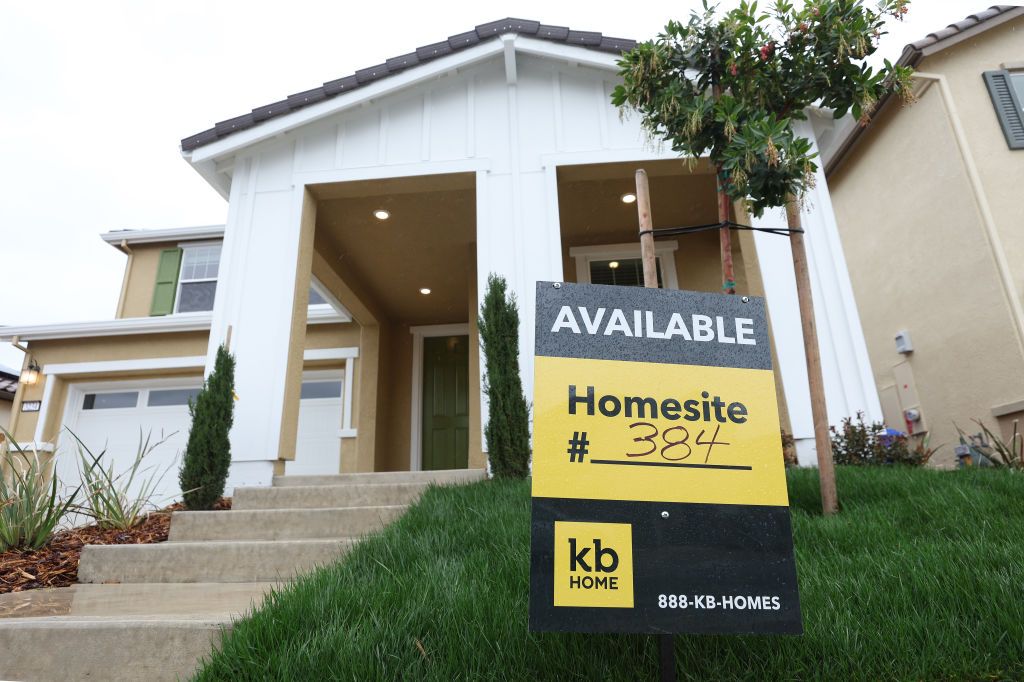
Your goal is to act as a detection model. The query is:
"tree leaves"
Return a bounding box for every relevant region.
[615,0,915,214]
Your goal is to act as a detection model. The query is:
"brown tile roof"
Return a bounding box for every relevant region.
[180,18,636,153]
[902,5,1021,60]
[826,5,1024,175]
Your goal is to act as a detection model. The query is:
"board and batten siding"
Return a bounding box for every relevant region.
[203,46,878,479]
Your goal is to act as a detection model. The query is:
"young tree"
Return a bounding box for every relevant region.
[614,0,915,513]
[478,274,531,478]
[179,344,235,510]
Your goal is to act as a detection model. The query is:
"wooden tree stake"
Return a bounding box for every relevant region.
[786,197,838,515]
[636,170,659,289]
[717,173,736,295]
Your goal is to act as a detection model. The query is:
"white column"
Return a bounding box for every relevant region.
[206,140,303,488]
[751,121,882,466]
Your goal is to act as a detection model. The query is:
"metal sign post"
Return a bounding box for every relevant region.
[638,168,677,682]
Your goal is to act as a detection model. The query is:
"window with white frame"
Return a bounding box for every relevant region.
[175,244,221,313]
[172,243,342,317]
[569,241,680,290]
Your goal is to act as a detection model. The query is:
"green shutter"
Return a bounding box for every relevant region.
[983,70,1024,150]
[150,248,183,316]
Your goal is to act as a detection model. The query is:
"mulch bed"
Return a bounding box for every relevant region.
[0,497,231,594]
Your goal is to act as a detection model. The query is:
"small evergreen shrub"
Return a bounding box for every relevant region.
[831,412,936,467]
[478,274,530,478]
[179,345,235,509]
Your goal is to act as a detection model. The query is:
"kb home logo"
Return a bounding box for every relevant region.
[553,521,634,608]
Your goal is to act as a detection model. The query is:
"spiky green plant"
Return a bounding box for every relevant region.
[957,419,1023,469]
[478,274,531,478]
[69,428,176,530]
[179,345,235,510]
[0,429,83,552]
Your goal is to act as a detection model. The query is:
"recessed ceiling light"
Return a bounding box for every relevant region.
[608,261,620,269]
[373,209,390,220]
[621,193,637,204]
[419,288,431,295]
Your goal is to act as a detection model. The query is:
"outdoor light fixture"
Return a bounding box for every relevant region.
[609,261,620,269]
[20,360,40,385]
[419,288,431,295]
[620,193,637,204]
[373,209,391,221]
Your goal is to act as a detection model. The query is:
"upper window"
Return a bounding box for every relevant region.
[149,239,349,318]
[984,69,1024,150]
[570,242,679,290]
[175,244,221,313]
[588,257,663,288]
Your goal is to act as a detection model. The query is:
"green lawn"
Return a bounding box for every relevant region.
[195,468,1024,681]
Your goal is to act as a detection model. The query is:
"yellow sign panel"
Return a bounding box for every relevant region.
[532,356,788,507]
[553,521,634,608]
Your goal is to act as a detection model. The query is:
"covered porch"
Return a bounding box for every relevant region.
[284,171,483,476]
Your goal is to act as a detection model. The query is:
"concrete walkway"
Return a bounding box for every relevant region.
[0,468,484,681]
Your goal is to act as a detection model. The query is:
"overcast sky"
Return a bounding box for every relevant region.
[0,0,980,371]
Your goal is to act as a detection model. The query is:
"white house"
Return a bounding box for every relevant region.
[3,18,880,500]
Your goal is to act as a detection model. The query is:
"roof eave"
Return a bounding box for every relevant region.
[100,225,226,250]
[0,314,214,343]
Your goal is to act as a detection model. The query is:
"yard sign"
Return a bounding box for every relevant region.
[529,282,802,634]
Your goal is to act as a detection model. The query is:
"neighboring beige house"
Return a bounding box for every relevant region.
[822,5,1024,465]
[2,18,888,501]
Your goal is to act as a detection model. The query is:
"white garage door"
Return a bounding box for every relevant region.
[289,370,344,476]
[58,379,199,512]
[58,372,344,510]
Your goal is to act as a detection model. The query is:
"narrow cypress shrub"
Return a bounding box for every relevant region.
[478,274,531,478]
[179,344,235,510]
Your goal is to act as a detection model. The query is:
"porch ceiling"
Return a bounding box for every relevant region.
[557,159,720,248]
[312,173,475,325]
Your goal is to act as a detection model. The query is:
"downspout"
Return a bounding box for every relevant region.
[914,71,1024,360]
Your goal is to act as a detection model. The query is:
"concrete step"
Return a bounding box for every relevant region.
[168,505,406,542]
[272,468,486,487]
[233,481,431,511]
[78,539,354,584]
[0,582,274,620]
[0,618,226,682]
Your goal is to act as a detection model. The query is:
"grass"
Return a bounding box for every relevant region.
[195,468,1024,681]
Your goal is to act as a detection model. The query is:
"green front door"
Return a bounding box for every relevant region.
[422,335,470,470]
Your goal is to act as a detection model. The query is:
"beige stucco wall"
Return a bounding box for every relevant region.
[828,19,1024,466]
[921,18,1024,301]
[560,211,750,295]
[115,242,176,318]
[8,332,211,444]
[0,400,12,433]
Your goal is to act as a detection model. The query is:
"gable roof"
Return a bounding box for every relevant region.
[825,4,1024,175]
[180,18,635,153]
